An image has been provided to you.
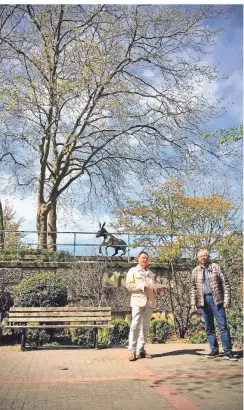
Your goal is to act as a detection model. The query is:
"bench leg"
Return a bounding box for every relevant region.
[93,328,98,349]
[21,329,26,351]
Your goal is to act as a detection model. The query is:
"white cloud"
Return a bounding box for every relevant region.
[143,69,155,78]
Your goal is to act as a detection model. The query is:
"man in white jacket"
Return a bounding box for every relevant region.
[126,251,163,361]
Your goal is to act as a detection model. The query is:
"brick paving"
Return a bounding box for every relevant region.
[0,343,242,410]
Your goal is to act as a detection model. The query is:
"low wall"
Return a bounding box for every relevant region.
[0,260,175,289]
[0,260,191,317]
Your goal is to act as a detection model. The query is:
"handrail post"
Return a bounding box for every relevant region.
[127,233,130,263]
[74,233,76,256]
[17,233,20,260]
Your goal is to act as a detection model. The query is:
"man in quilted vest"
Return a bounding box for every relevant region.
[126,251,163,361]
[191,249,237,361]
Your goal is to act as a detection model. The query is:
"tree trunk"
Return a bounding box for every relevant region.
[37,203,49,250]
[167,265,178,336]
[0,199,4,250]
[171,262,185,337]
[47,200,57,251]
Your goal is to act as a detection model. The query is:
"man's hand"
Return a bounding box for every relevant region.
[191,305,197,311]
[224,303,229,309]
[156,287,164,294]
[144,282,151,289]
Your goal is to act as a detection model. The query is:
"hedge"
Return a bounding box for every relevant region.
[12,271,67,307]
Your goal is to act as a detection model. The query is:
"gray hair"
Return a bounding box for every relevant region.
[197,248,209,257]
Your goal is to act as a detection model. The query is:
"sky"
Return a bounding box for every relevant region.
[207,6,243,129]
[1,4,243,256]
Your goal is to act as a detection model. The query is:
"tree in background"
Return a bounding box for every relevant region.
[113,179,239,337]
[178,194,238,253]
[65,262,109,307]
[0,200,25,249]
[0,200,4,249]
[0,4,232,249]
[215,232,243,348]
[113,179,237,258]
[215,232,242,308]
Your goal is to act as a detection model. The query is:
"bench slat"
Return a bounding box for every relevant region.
[9,312,111,318]
[10,307,111,312]
[7,316,111,323]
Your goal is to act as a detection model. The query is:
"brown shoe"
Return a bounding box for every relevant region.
[129,353,137,361]
[137,352,152,359]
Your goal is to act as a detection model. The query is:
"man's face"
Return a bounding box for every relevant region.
[138,253,149,269]
[198,251,209,266]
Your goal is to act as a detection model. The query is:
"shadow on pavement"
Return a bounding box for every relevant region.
[151,349,243,359]
[151,348,205,357]
[21,343,131,351]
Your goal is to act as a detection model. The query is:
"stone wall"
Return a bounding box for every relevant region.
[0,261,172,288]
[0,261,190,315]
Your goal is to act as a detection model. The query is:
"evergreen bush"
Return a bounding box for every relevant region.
[187,330,208,344]
[0,247,74,262]
[70,319,130,346]
[225,308,242,348]
[69,327,94,345]
[149,318,173,343]
[99,318,130,345]
[26,322,52,346]
[9,272,67,345]
[0,288,13,318]
[12,271,67,307]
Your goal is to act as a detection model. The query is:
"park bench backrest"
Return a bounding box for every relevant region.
[8,306,112,324]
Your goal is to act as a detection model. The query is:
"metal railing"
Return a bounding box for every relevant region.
[0,229,205,262]
[0,229,175,262]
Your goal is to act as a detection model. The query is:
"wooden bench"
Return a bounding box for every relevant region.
[4,306,112,350]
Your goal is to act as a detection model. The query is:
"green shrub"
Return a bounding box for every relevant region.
[224,308,242,348]
[0,288,13,318]
[149,318,173,343]
[70,327,94,345]
[26,322,51,346]
[40,250,75,262]
[0,247,40,261]
[12,271,67,307]
[98,327,111,345]
[70,319,130,346]
[188,330,208,344]
[0,247,74,262]
[110,318,130,345]
[99,319,130,345]
[43,342,59,348]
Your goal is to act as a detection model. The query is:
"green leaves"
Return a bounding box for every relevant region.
[149,318,173,343]
[201,125,243,146]
[12,271,67,307]
[114,179,236,262]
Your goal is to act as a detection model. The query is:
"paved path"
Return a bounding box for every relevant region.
[0,343,242,410]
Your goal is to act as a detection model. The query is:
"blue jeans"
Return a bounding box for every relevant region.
[200,295,232,354]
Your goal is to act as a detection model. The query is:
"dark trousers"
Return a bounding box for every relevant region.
[200,295,232,354]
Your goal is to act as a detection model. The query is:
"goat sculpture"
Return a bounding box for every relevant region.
[96,222,126,256]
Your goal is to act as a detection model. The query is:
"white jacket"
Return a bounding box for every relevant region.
[126,264,156,308]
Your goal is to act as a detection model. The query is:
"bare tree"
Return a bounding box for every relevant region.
[65,262,108,307]
[0,200,4,249]
[0,5,232,249]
